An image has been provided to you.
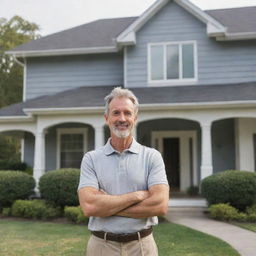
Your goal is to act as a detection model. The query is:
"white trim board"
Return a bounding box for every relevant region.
[151,130,198,191]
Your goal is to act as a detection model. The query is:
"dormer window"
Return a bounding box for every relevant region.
[148,41,197,85]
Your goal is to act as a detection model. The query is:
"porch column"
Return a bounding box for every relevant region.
[94,125,105,149]
[33,130,45,188]
[200,123,213,180]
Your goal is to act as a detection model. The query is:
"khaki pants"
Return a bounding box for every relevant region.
[86,233,158,256]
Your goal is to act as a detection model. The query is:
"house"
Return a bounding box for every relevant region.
[0,0,256,198]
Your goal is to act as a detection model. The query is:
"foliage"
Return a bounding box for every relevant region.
[209,203,256,222]
[1,207,11,216]
[0,16,40,162]
[0,159,28,171]
[0,16,40,107]
[209,203,240,221]
[0,134,21,162]
[246,204,256,215]
[0,171,35,207]
[39,168,80,207]
[64,206,89,224]
[11,199,62,220]
[201,170,256,211]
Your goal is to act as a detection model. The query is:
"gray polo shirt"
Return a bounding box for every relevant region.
[78,138,168,234]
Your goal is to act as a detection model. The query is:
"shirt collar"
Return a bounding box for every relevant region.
[103,138,140,155]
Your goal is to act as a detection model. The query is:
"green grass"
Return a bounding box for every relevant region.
[233,222,256,233]
[0,219,239,256]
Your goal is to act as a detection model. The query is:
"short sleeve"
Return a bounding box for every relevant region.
[78,152,99,191]
[148,149,169,188]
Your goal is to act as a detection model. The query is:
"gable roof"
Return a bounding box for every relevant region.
[1,82,256,118]
[206,6,256,40]
[206,6,256,34]
[8,17,137,57]
[7,0,256,57]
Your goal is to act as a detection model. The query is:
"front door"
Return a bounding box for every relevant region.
[163,138,180,190]
[152,130,198,192]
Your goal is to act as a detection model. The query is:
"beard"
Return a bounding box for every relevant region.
[111,121,134,138]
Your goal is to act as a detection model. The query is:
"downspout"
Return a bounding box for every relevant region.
[12,55,27,102]
[13,55,25,68]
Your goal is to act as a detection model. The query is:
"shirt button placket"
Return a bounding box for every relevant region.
[119,153,125,173]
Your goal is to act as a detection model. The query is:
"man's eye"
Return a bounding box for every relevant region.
[113,111,120,115]
[125,112,132,116]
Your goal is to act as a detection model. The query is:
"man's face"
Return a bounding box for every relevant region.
[104,97,137,139]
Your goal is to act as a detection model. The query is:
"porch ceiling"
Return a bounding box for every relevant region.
[0,82,256,117]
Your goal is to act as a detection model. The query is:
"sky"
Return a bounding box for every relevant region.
[1,0,256,36]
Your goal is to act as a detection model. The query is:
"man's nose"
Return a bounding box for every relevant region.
[118,113,126,121]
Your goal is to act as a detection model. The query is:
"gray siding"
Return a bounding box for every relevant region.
[126,2,256,88]
[212,119,236,173]
[26,53,123,100]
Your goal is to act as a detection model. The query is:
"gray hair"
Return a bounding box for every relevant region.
[104,87,139,115]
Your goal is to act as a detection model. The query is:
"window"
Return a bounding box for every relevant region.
[57,128,88,169]
[148,41,197,84]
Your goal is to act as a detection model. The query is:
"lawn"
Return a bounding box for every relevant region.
[233,222,256,233]
[0,219,239,256]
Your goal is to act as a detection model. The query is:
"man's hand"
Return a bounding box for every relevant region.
[116,184,169,218]
[78,187,149,218]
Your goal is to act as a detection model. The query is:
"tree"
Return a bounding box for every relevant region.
[0,16,40,163]
[0,15,40,107]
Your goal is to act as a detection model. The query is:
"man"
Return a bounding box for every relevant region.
[78,87,169,256]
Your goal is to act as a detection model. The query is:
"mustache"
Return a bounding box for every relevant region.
[114,121,129,126]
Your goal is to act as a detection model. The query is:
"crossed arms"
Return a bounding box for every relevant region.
[78,184,169,218]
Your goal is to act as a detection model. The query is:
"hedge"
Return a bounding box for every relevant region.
[11,199,62,220]
[0,171,35,207]
[201,170,256,211]
[209,203,256,222]
[64,206,89,224]
[0,160,29,171]
[39,168,80,207]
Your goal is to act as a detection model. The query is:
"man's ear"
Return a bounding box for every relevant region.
[134,114,138,124]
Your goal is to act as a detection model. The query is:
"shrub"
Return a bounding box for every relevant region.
[64,206,88,224]
[247,213,256,222]
[39,169,80,207]
[210,203,256,222]
[11,199,62,220]
[2,207,11,217]
[0,160,28,171]
[209,203,239,221]
[246,204,256,215]
[0,171,35,207]
[201,170,256,211]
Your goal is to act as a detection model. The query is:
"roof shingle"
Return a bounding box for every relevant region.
[1,82,256,117]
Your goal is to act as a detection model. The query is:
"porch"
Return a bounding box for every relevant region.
[0,106,255,194]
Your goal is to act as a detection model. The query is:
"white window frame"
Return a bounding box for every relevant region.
[147,41,198,86]
[56,128,88,169]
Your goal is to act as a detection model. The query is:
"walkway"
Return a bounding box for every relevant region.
[165,207,256,256]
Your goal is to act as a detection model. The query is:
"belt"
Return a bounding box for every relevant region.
[91,227,152,243]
